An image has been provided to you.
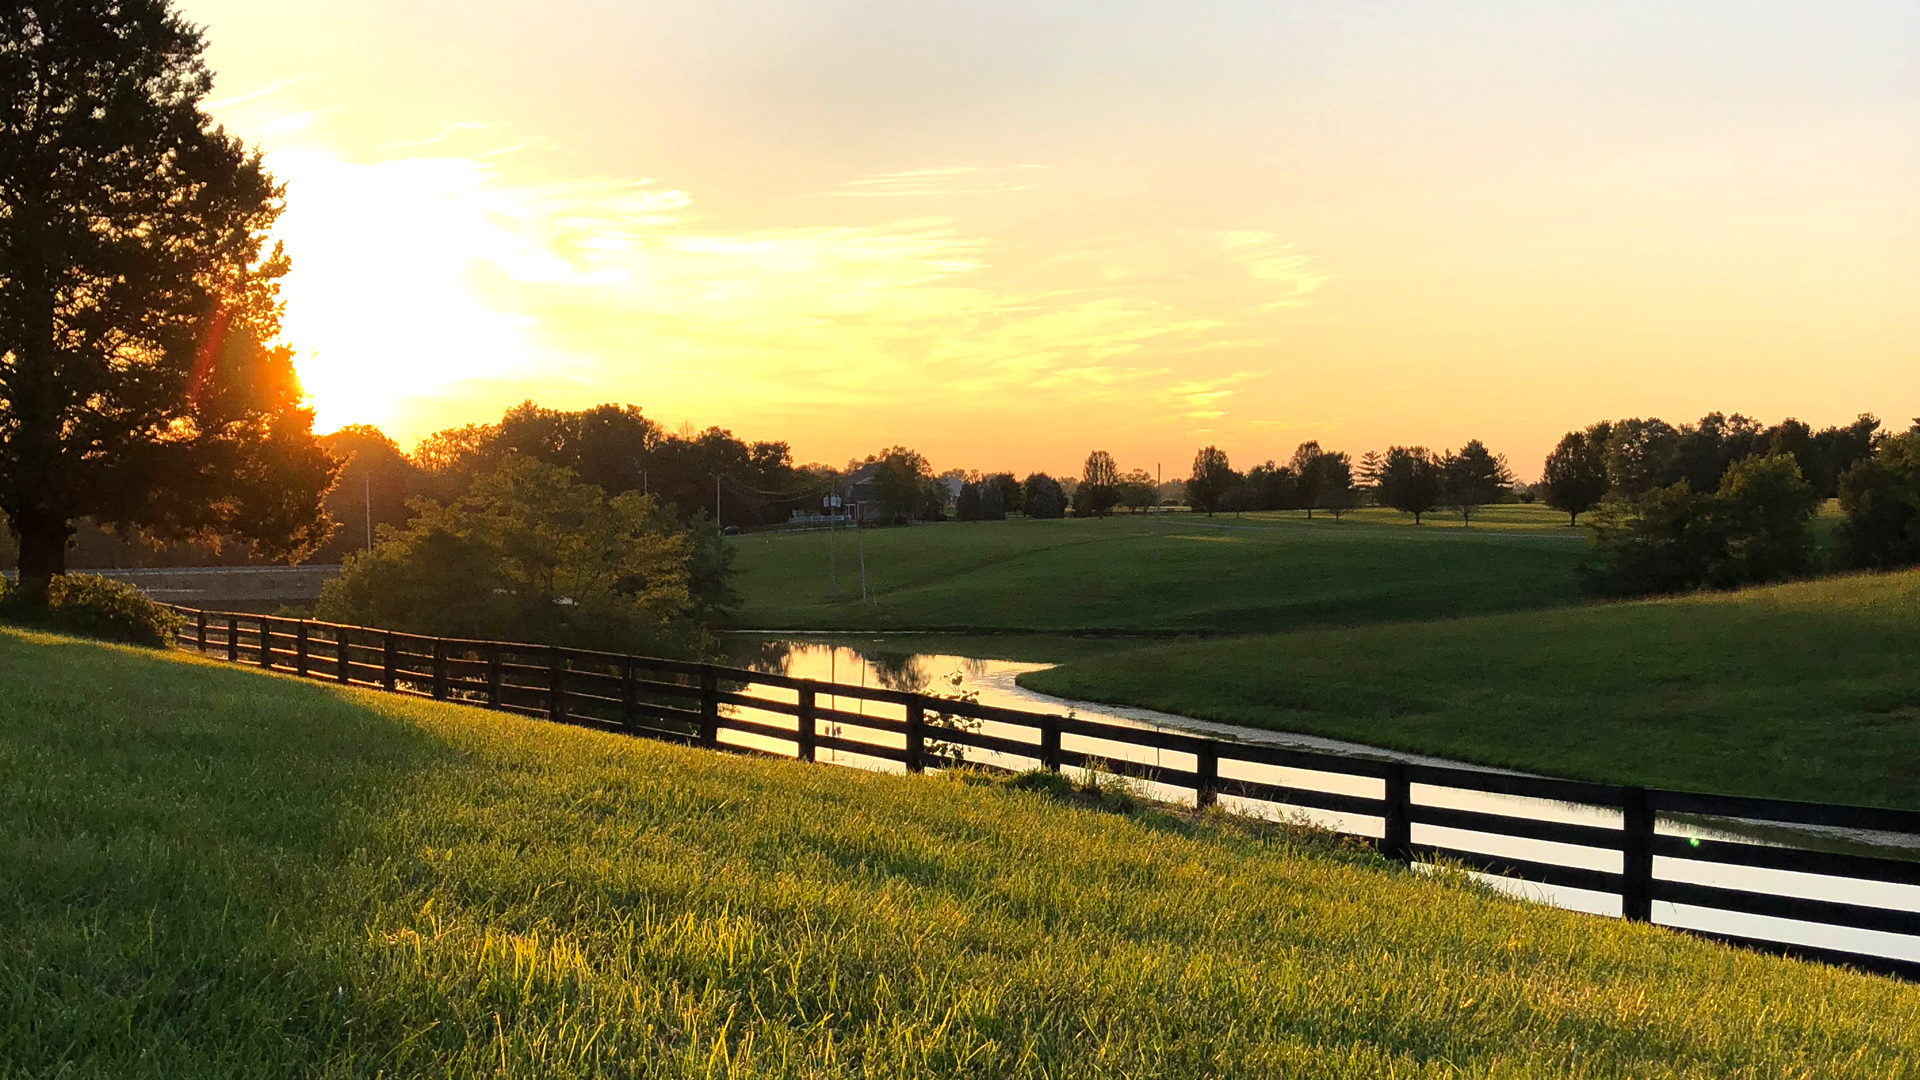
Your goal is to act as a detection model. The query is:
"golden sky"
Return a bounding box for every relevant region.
[183,0,1920,478]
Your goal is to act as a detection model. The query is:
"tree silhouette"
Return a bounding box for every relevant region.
[1077,450,1119,516]
[1540,425,1611,525]
[1377,446,1443,524]
[0,2,335,592]
[1441,440,1513,526]
[1186,446,1237,516]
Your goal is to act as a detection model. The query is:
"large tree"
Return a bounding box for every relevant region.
[1441,440,1513,526]
[1288,441,1326,517]
[1540,425,1611,525]
[1186,445,1237,517]
[0,1,336,592]
[1377,446,1442,524]
[1077,449,1119,517]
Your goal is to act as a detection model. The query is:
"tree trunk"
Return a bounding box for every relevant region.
[10,511,71,596]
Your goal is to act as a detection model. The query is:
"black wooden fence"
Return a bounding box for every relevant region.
[167,605,1920,982]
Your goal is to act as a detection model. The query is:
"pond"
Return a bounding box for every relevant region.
[725,635,1920,971]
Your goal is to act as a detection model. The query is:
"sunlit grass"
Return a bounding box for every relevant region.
[3,628,1917,1077]
[731,511,1585,633]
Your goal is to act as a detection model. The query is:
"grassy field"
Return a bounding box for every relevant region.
[731,506,1587,633]
[5,630,1919,1076]
[1024,569,1920,809]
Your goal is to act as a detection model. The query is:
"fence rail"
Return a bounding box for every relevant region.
[166,605,1920,982]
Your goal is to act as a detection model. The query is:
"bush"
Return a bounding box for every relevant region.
[1581,454,1817,597]
[0,573,183,647]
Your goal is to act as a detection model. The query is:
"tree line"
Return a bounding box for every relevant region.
[1183,440,1516,525]
[1533,412,1920,596]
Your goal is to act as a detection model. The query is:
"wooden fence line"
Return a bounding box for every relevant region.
[165,605,1920,982]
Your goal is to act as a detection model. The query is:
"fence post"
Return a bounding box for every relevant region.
[488,647,504,709]
[432,638,449,700]
[1621,786,1654,922]
[699,666,719,748]
[259,618,273,669]
[196,609,208,653]
[1195,744,1219,809]
[905,701,926,773]
[382,632,397,692]
[295,622,309,678]
[336,627,351,684]
[1381,763,1412,864]
[619,658,635,730]
[226,615,238,663]
[1040,718,1062,773]
[796,682,817,762]
[548,649,567,722]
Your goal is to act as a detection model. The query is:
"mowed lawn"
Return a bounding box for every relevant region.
[1024,569,1920,810]
[5,632,1919,1076]
[731,506,1586,633]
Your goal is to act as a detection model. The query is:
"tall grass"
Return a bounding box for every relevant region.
[3,628,1917,1077]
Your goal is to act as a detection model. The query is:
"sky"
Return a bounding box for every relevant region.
[180,0,1920,478]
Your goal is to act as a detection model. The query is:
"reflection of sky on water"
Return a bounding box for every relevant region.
[724,636,1920,970]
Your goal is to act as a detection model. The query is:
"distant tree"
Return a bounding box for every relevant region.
[1318,452,1357,521]
[1441,441,1512,526]
[991,472,1025,516]
[978,476,1007,520]
[1243,461,1295,511]
[1356,450,1385,504]
[1673,412,1763,494]
[1376,447,1443,524]
[316,457,709,654]
[1714,454,1819,584]
[1115,469,1157,512]
[955,476,986,521]
[1603,418,1682,497]
[861,447,934,524]
[0,1,338,594]
[1022,473,1067,519]
[1540,426,1611,525]
[1836,427,1920,570]
[1805,414,1883,499]
[1186,446,1238,516]
[1289,442,1327,517]
[315,426,421,562]
[1077,450,1120,517]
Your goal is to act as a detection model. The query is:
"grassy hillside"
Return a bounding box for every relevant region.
[4,630,1919,1077]
[731,507,1585,633]
[1024,569,1920,809]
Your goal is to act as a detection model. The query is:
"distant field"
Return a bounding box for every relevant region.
[731,505,1587,633]
[5,629,1919,1077]
[1024,569,1920,809]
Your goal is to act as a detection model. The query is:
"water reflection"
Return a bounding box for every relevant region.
[722,635,1920,971]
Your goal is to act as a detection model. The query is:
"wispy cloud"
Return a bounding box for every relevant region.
[825,165,1046,198]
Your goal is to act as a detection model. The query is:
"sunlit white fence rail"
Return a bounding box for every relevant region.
[168,605,1920,982]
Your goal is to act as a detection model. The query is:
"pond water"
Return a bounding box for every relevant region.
[723,636,1920,971]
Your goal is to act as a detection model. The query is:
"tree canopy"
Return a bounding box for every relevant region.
[1377,447,1443,523]
[1186,446,1236,516]
[0,0,336,591]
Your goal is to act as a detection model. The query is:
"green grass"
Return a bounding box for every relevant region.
[5,630,1920,1077]
[731,507,1586,633]
[1023,569,1920,810]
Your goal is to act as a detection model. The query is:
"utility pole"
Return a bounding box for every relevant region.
[715,473,723,532]
[828,481,838,598]
[1153,462,1162,563]
[364,472,373,552]
[856,505,869,603]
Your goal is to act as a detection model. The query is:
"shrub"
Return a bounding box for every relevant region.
[1580,454,1818,597]
[0,573,183,648]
